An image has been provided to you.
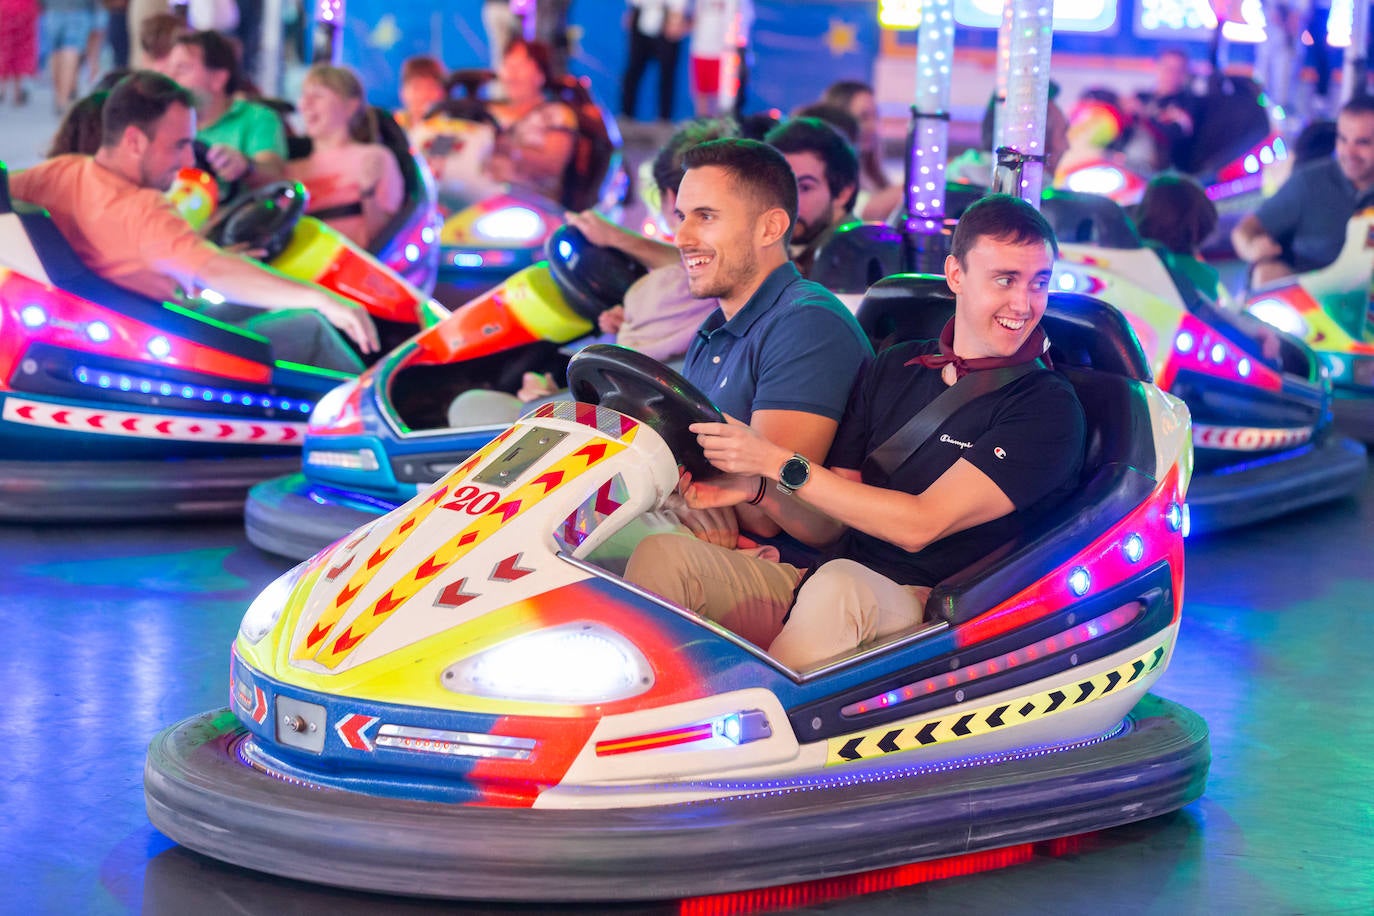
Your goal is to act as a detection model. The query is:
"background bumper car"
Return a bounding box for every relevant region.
[244,225,647,559]
[1243,210,1374,443]
[428,72,628,305]
[0,168,346,521]
[147,289,1207,901]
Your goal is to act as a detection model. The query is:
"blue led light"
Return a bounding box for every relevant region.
[721,714,742,744]
[202,391,214,401]
[557,239,573,260]
[72,365,313,415]
[1068,567,1091,596]
[20,304,47,328]
[97,375,111,388]
[241,395,254,406]
[1123,533,1144,563]
[405,243,420,262]
[278,399,293,411]
[86,321,111,343]
[1166,503,1183,532]
[76,368,89,383]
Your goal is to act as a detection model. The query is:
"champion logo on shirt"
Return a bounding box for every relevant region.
[994,447,1007,460]
[939,434,973,449]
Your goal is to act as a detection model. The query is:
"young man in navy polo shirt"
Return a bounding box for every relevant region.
[668,138,872,546]
[628,195,1086,672]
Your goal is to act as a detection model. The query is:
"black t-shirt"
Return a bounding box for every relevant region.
[826,339,1087,587]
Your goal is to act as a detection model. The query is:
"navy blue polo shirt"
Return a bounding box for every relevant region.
[1256,158,1374,273]
[682,262,873,423]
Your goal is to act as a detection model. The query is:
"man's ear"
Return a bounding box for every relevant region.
[758,206,791,248]
[837,182,858,214]
[944,253,963,292]
[123,124,149,157]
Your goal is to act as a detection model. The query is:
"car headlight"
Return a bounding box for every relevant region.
[239,561,309,645]
[1248,297,1309,338]
[471,207,546,243]
[308,378,365,436]
[442,623,654,704]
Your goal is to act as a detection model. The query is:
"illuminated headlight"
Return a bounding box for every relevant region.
[306,448,380,471]
[239,560,309,644]
[472,207,545,243]
[1064,165,1125,196]
[404,243,420,262]
[443,622,654,704]
[1067,567,1091,597]
[309,379,359,428]
[86,321,111,343]
[147,335,171,358]
[1248,298,1308,338]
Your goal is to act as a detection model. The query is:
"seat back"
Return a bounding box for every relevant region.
[554,75,621,213]
[1040,189,1144,249]
[366,106,432,256]
[852,276,1160,625]
[1188,74,1272,177]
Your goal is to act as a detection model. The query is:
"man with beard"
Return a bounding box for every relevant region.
[669,137,872,546]
[10,71,377,371]
[763,116,859,278]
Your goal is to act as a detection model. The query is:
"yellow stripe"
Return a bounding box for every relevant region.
[270,217,344,283]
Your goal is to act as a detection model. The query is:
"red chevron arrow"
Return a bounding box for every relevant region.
[326,554,354,580]
[15,405,34,420]
[594,480,622,517]
[490,552,533,582]
[397,517,415,535]
[52,410,70,425]
[246,685,267,724]
[422,484,452,507]
[156,420,173,434]
[435,577,479,608]
[365,544,396,570]
[121,417,139,431]
[335,713,379,751]
[415,554,446,581]
[531,469,564,493]
[281,427,299,441]
[249,425,267,439]
[492,499,521,523]
[188,424,202,434]
[334,580,363,607]
[305,620,333,649]
[370,588,405,619]
[331,626,364,654]
[574,442,607,466]
[87,415,106,429]
[217,423,234,438]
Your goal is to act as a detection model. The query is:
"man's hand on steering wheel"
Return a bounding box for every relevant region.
[206,144,254,183]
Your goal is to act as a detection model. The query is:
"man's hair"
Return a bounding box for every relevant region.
[1340,94,1374,119]
[101,70,195,148]
[819,80,872,112]
[1134,173,1217,256]
[173,29,243,96]
[949,194,1058,264]
[650,117,738,195]
[791,102,859,144]
[681,138,799,240]
[765,116,860,211]
[401,55,446,86]
[139,13,187,62]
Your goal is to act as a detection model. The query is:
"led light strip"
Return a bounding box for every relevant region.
[73,365,313,413]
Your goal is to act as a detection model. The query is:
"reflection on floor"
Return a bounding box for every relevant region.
[4,469,1373,913]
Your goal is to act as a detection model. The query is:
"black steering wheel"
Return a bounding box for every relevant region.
[566,344,724,481]
[546,225,650,321]
[204,181,308,261]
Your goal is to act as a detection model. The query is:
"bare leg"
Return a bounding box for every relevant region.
[51,48,81,112]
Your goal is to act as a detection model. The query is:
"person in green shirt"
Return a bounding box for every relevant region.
[166,29,286,200]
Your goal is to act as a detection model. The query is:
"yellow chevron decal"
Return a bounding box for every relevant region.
[311,437,626,668]
[825,644,1167,765]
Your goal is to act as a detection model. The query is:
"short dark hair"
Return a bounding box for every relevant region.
[765,116,860,212]
[101,70,195,148]
[50,91,110,156]
[950,193,1058,264]
[504,38,556,90]
[819,80,873,112]
[1134,173,1217,255]
[139,13,187,62]
[1340,94,1374,119]
[173,30,242,95]
[681,138,799,240]
[791,102,859,144]
[650,117,738,195]
[401,55,446,86]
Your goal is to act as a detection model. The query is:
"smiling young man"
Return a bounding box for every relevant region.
[668,137,873,546]
[627,194,1086,671]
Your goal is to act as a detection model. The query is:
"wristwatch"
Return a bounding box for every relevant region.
[776,453,811,495]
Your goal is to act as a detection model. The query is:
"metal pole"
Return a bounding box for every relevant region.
[258,0,284,97]
[992,0,1054,205]
[313,0,345,66]
[901,0,955,273]
[1344,0,1370,104]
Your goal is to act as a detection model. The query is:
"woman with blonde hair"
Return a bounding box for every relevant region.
[284,64,404,248]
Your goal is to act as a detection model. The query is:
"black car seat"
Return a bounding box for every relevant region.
[1187,73,1271,178]
[853,276,1161,626]
[1040,189,1144,249]
[553,75,620,213]
[0,165,274,364]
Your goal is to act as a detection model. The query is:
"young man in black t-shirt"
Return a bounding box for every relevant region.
[624,195,1086,672]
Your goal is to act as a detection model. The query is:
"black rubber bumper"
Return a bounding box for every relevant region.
[145,696,1209,902]
[244,473,387,560]
[0,456,297,522]
[1187,434,1368,532]
[1333,392,1374,444]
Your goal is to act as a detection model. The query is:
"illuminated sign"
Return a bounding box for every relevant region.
[953,0,1118,33]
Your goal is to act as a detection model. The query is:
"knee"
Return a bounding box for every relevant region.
[624,533,696,606]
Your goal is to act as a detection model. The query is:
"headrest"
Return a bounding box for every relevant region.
[1041,189,1143,249]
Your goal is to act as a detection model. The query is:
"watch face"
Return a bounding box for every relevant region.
[780,455,810,490]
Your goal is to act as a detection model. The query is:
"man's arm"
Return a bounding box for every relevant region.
[731,408,839,536]
[1231,212,1284,265]
[564,209,680,268]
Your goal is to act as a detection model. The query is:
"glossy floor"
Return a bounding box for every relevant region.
[3,470,1372,915]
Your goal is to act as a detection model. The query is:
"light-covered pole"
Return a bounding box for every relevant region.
[313,0,345,66]
[1343,0,1370,104]
[902,0,955,271]
[992,0,1054,206]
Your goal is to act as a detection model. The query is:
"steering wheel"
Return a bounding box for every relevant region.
[204,181,308,261]
[546,225,650,321]
[566,344,724,482]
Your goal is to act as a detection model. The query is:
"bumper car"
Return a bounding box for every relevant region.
[0,167,346,521]
[1044,190,1367,531]
[1243,209,1374,442]
[244,225,647,558]
[146,285,1208,900]
[427,72,627,303]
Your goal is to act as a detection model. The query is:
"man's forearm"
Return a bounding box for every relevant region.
[191,252,327,312]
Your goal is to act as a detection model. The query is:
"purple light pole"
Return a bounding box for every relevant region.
[314,0,345,66]
[902,0,955,272]
[992,0,1054,206]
